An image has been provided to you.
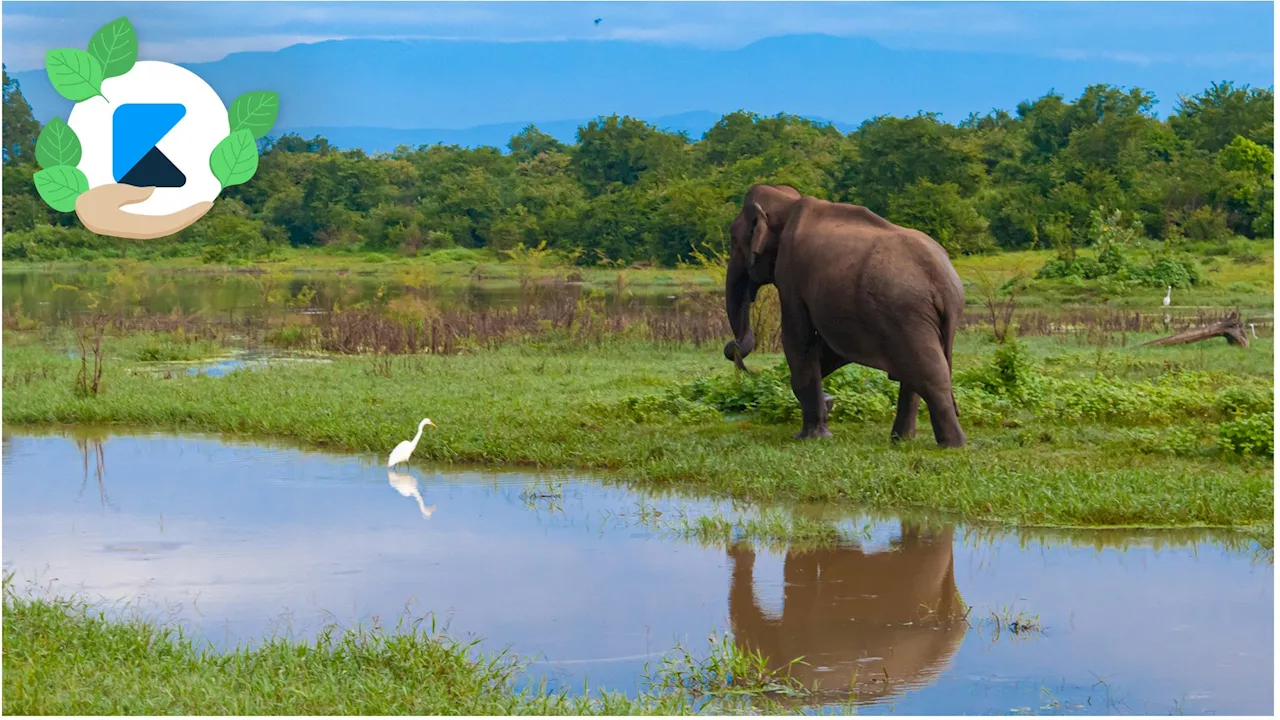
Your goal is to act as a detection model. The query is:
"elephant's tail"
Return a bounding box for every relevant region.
[939,305,959,418]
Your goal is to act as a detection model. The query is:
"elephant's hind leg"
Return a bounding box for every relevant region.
[891,384,921,442]
[894,343,965,448]
[919,376,966,448]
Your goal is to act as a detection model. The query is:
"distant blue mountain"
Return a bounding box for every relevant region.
[11,34,1273,153]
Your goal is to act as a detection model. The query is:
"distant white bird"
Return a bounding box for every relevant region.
[1250,323,1258,339]
[1163,286,1171,307]
[388,471,436,518]
[387,418,435,469]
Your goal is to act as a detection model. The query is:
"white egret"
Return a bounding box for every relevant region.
[388,418,435,469]
[388,471,436,518]
[1250,323,1258,339]
[1163,286,1171,307]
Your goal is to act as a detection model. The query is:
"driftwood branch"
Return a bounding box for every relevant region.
[1140,312,1250,348]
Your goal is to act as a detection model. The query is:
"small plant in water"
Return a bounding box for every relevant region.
[642,629,811,705]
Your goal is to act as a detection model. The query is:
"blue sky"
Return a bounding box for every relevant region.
[3,1,1274,73]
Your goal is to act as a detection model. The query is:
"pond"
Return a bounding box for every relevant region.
[2,429,1272,714]
[2,268,685,325]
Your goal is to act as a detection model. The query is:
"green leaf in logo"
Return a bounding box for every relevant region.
[228,91,280,139]
[87,16,138,79]
[209,130,260,189]
[45,49,105,102]
[35,117,83,169]
[33,166,90,213]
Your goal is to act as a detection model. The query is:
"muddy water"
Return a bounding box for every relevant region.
[2,429,1272,715]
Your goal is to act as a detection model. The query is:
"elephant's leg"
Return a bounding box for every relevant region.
[819,342,848,416]
[916,367,966,448]
[781,303,830,439]
[891,383,921,442]
[891,337,965,448]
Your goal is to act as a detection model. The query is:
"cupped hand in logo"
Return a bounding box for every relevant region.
[73,184,214,240]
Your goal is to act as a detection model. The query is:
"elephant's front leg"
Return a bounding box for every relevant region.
[781,304,831,439]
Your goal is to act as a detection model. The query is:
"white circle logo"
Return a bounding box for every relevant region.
[33,16,279,239]
[68,61,229,216]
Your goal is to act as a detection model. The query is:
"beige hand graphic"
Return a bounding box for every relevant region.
[75,184,213,240]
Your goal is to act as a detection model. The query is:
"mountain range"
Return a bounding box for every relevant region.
[11,34,1274,153]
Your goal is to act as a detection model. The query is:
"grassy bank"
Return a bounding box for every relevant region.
[5,584,849,715]
[3,329,1272,533]
[2,589,693,715]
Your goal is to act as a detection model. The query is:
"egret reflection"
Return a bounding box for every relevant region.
[387,471,436,518]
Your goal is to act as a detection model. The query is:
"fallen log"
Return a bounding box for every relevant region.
[1140,312,1250,348]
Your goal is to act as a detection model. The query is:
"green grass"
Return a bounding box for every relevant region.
[4,585,828,715]
[2,331,1271,533]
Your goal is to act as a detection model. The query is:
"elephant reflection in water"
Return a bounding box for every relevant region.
[387,471,436,518]
[728,523,964,704]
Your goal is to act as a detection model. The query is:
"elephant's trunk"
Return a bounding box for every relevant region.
[724,251,758,373]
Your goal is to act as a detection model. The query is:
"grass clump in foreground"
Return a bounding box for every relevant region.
[1,331,1272,532]
[3,588,819,715]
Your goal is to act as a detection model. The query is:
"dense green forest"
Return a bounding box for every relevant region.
[2,65,1273,266]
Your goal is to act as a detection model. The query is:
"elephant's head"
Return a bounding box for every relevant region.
[723,184,801,370]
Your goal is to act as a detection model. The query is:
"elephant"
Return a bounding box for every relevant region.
[723,184,967,446]
[727,523,965,706]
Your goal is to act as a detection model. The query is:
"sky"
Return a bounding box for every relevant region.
[3,1,1275,73]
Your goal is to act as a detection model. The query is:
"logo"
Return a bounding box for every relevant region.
[32,17,279,239]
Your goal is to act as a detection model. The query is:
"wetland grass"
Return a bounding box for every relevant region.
[2,332,1271,533]
[1,585,697,715]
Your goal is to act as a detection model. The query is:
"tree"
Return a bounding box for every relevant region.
[1170,81,1274,152]
[842,113,984,213]
[508,124,565,160]
[572,115,690,195]
[888,179,993,256]
[3,65,39,166]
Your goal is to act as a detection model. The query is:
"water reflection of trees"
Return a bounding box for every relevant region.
[728,523,965,707]
[76,436,113,510]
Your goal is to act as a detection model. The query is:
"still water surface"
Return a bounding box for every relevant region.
[2,269,682,324]
[2,429,1272,714]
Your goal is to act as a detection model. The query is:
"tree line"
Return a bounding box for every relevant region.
[2,65,1273,266]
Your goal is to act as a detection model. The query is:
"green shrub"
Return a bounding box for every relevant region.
[607,393,721,424]
[1218,414,1274,457]
[1227,281,1260,293]
[1216,386,1274,418]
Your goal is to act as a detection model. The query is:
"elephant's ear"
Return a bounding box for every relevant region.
[748,202,775,258]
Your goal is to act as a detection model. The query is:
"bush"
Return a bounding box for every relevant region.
[1217,414,1273,457]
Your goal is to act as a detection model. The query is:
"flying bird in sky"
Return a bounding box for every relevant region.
[594,18,602,25]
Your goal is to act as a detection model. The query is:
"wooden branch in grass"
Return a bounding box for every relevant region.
[1140,312,1250,348]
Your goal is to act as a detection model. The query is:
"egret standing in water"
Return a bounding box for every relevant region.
[388,418,435,469]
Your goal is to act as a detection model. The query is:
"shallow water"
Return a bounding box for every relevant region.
[130,351,333,378]
[2,429,1272,714]
[2,269,680,324]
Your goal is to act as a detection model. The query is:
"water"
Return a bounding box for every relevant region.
[130,351,333,377]
[2,429,1273,714]
[2,268,683,325]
